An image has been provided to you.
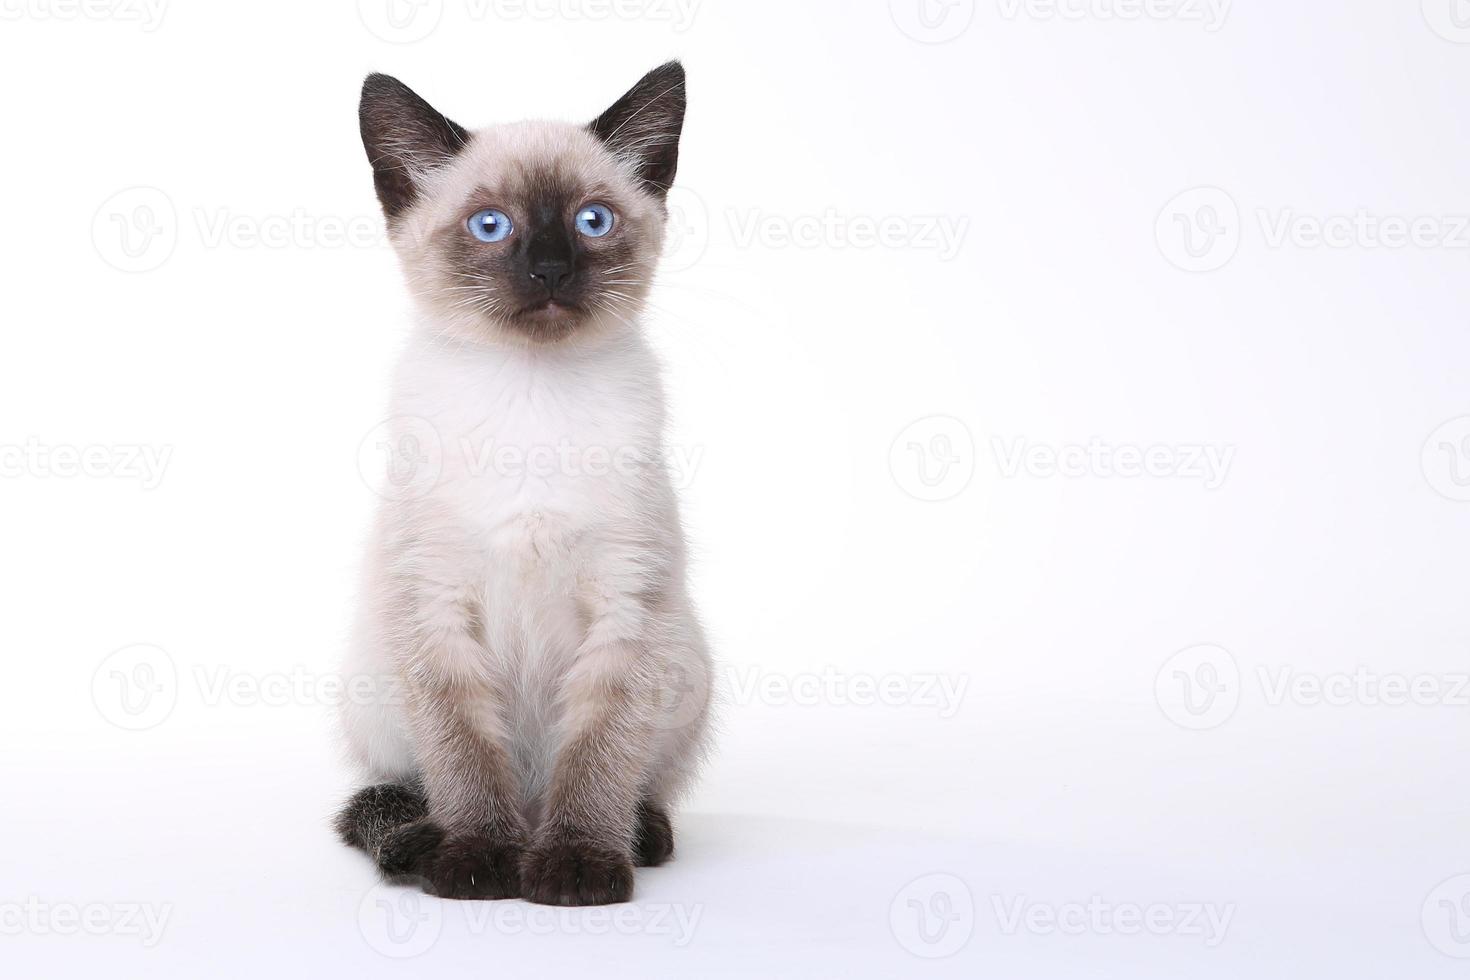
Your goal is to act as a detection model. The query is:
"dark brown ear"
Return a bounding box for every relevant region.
[588,61,686,198]
[359,74,470,220]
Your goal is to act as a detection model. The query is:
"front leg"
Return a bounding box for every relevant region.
[523,586,660,905]
[402,679,528,899]
[391,586,528,900]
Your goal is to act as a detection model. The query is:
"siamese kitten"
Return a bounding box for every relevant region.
[334,62,712,907]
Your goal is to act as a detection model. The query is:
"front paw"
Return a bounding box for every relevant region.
[521,839,634,906]
[424,834,524,900]
[377,818,444,881]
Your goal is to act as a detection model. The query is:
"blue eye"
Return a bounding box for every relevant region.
[574,203,614,238]
[467,208,512,243]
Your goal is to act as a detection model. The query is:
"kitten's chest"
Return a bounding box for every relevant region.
[398,342,656,541]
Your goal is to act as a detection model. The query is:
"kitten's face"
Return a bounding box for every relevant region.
[359,64,686,345]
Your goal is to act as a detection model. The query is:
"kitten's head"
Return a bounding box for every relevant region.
[359,62,685,345]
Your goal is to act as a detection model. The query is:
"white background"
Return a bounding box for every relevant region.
[3,0,1469,976]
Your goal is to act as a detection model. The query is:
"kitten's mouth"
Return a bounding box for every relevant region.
[505,298,586,340]
[514,299,581,321]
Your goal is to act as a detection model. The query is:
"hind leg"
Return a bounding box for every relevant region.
[636,619,713,869]
[337,608,443,880]
[633,800,674,867]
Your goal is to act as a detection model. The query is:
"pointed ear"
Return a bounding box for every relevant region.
[588,61,686,198]
[359,73,470,220]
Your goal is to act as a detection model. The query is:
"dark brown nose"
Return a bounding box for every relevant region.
[529,259,571,294]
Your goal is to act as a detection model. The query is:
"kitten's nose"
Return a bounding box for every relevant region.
[529,259,571,295]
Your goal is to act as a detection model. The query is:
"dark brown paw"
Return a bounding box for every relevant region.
[376,818,443,880]
[521,840,634,906]
[634,802,674,867]
[424,835,524,900]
